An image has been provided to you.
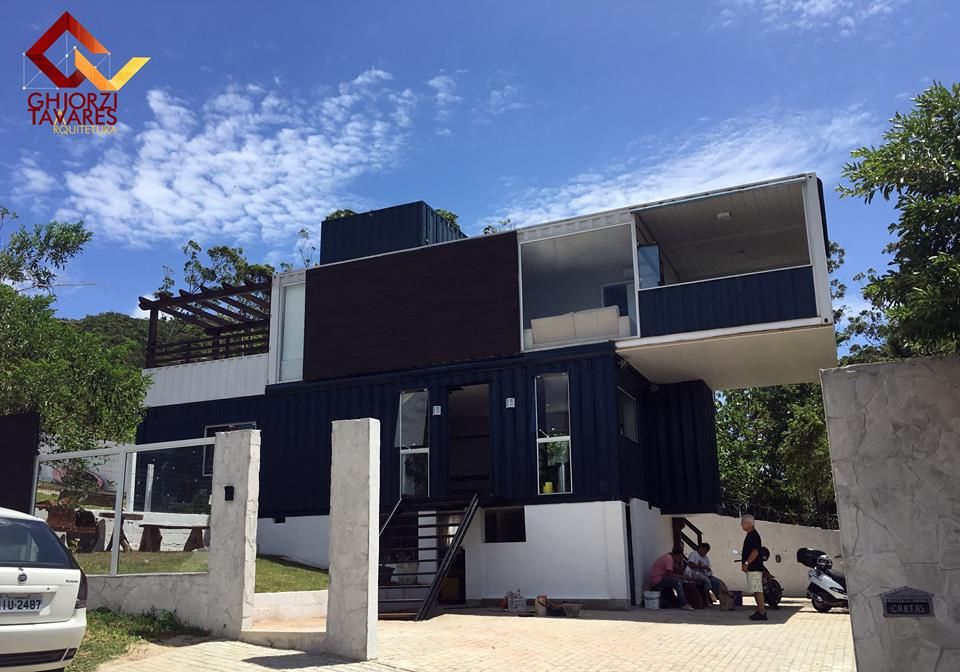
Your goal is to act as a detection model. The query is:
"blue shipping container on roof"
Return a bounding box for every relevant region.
[319,201,466,265]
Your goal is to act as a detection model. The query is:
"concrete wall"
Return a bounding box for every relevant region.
[325,418,379,660]
[822,356,960,672]
[253,590,327,622]
[144,354,267,407]
[85,430,260,637]
[462,501,631,606]
[629,499,673,595]
[88,573,209,629]
[257,515,329,567]
[681,513,841,596]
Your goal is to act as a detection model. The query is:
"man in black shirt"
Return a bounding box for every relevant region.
[741,514,767,621]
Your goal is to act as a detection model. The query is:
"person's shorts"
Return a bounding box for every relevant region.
[746,571,763,594]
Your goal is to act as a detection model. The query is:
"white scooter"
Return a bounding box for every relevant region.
[797,548,847,612]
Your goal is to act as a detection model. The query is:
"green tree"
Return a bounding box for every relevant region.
[0,285,148,452]
[70,312,150,369]
[0,204,148,454]
[483,217,514,235]
[839,81,960,355]
[325,208,357,220]
[159,240,274,296]
[434,208,462,232]
[715,243,872,526]
[0,206,92,293]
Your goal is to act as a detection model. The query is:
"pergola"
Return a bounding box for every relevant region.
[138,280,272,368]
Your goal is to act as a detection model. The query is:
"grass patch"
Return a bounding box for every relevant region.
[75,552,208,575]
[255,555,329,593]
[75,552,327,592]
[71,608,203,672]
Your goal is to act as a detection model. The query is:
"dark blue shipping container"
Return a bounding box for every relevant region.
[318,201,466,265]
[137,344,720,517]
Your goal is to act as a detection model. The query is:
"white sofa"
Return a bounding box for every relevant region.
[524,306,631,349]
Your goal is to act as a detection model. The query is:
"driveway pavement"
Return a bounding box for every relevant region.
[101,598,855,672]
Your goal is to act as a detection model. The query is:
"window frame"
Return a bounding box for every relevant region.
[533,372,573,495]
[395,389,431,498]
[278,281,306,383]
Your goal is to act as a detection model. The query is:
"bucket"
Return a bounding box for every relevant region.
[733,590,743,607]
[642,590,660,609]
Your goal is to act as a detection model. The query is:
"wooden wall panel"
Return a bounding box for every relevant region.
[303,232,520,381]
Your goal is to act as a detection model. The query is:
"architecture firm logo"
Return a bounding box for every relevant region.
[23,11,150,134]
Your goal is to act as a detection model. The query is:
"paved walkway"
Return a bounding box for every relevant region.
[102,598,855,672]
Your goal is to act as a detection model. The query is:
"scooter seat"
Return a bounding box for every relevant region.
[825,569,846,589]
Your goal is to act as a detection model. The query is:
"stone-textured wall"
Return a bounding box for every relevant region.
[86,430,260,638]
[822,356,960,672]
[326,419,379,661]
[88,573,209,629]
[682,513,841,596]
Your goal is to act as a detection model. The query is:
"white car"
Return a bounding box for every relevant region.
[0,507,87,671]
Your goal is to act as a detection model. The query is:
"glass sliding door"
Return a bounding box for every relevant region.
[395,389,430,498]
[534,372,572,494]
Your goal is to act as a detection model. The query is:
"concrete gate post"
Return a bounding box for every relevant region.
[207,429,261,638]
[325,418,380,661]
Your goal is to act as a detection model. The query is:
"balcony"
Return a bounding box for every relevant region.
[637,265,818,337]
[139,281,272,369]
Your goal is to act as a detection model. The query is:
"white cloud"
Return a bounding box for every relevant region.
[36,69,416,247]
[12,156,56,197]
[479,105,874,229]
[720,0,901,33]
[486,84,525,115]
[426,72,463,120]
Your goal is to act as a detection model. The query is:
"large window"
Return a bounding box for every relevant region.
[535,372,572,495]
[395,389,430,498]
[279,282,305,382]
[520,224,637,349]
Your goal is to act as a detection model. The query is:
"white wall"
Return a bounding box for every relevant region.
[144,353,268,407]
[628,498,674,595]
[258,515,330,568]
[462,501,631,604]
[680,513,841,596]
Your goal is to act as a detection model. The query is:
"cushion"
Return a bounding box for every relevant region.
[530,313,576,345]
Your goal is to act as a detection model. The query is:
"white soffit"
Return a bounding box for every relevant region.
[617,324,837,391]
[636,181,810,282]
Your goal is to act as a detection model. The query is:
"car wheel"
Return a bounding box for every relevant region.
[812,594,832,613]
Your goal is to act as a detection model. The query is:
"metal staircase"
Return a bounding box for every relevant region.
[378,494,479,621]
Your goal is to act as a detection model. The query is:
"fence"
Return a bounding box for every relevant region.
[32,437,215,576]
[718,500,839,530]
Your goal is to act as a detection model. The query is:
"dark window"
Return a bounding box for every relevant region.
[0,516,74,569]
[617,388,639,443]
[602,283,629,317]
[484,508,526,543]
[203,422,257,476]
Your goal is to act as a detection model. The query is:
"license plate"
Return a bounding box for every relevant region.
[0,595,42,612]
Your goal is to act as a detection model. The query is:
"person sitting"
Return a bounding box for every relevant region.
[649,547,694,611]
[686,542,723,605]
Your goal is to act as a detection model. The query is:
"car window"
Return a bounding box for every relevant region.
[0,516,75,569]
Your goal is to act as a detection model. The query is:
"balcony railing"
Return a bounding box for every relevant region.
[145,323,270,368]
[637,265,818,338]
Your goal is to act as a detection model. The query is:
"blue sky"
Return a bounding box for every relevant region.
[1,0,956,319]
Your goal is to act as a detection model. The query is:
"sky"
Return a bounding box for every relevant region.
[1,0,956,320]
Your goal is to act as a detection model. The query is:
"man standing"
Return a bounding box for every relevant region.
[686,542,722,604]
[649,548,694,611]
[741,515,767,621]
